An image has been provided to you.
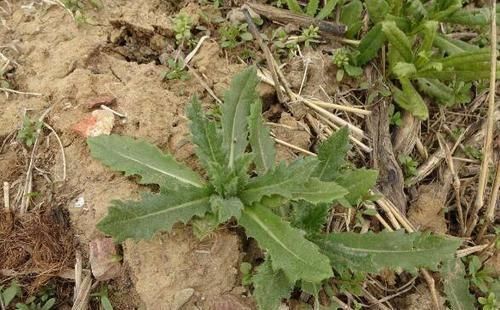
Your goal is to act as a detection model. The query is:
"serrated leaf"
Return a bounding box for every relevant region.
[97,187,211,242]
[210,195,244,222]
[239,203,333,283]
[440,49,491,69]
[415,78,470,107]
[419,21,438,52]
[88,135,204,189]
[356,23,386,66]
[312,230,461,274]
[382,21,413,62]
[249,100,275,175]
[316,0,338,20]
[306,0,319,16]
[291,201,330,234]
[434,34,479,55]
[366,0,389,24]
[441,259,476,310]
[392,62,417,78]
[333,168,378,204]
[314,126,350,181]
[392,78,429,120]
[291,178,347,204]
[240,157,318,205]
[252,258,294,310]
[440,8,490,26]
[186,97,225,169]
[222,66,259,168]
[286,0,303,14]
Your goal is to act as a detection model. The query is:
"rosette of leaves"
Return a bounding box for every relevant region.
[220,22,253,49]
[88,67,462,309]
[352,0,500,119]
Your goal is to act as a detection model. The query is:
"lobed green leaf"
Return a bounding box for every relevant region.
[239,204,333,283]
[333,168,378,204]
[312,230,462,274]
[392,78,429,120]
[249,100,276,175]
[210,195,244,223]
[356,24,386,66]
[97,187,212,242]
[252,259,294,310]
[382,21,413,63]
[441,259,476,310]
[313,126,350,181]
[87,135,204,189]
[222,66,259,169]
[186,97,225,170]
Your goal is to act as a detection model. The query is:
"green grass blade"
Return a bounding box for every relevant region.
[306,0,319,16]
[356,23,386,66]
[286,0,303,14]
[316,0,338,20]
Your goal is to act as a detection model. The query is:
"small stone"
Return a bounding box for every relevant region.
[227,8,260,25]
[86,96,116,110]
[72,110,114,137]
[172,288,195,310]
[89,237,121,281]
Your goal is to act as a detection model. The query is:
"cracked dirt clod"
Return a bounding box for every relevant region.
[89,237,121,281]
[408,184,447,234]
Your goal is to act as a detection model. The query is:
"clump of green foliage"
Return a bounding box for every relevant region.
[284,0,339,19]
[91,284,113,310]
[1,281,56,310]
[351,0,500,119]
[398,154,418,178]
[162,58,189,81]
[219,23,253,49]
[88,67,462,309]
[332,48,363,81]
[172,12,194,47]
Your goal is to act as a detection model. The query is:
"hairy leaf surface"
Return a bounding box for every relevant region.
[313,230,461,274]
[249,100,275,175]
[433,34,479,55]
[291,178,347,204]
[305,0,319,16]
[333,168,378,204]
[187,98,225,169]
[441,259,476,310]
[240,158,318,205]
[210,195,244,223]
[366,0,389,24]
[88,135,204,188]
[291,201,330,234]
[313,127,350,181]
[252,259,294,310]
[222,67,259,168]
[240,204,333,283]
[392,78,429,119]
[98,187,211,242]
[382,21,413,62]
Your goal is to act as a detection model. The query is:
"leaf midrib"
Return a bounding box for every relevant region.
[115,150,203,188]
[112,196,210,224]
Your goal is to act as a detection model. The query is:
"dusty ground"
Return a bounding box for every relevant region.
[0,0,253,308]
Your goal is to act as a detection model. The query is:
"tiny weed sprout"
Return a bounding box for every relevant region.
[398,154,418,178]
[219,23,253,49]
[162,58,189,81]
[332,48,363,81]
[18,116,42,147]
[172,12,193,47]
[89,67,462,309]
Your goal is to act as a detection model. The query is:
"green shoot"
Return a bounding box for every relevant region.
[18,116,42,147]
[162,58,189,81]
[172,12,194,47]
[219,23,253,49]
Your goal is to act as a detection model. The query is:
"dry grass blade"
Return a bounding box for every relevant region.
[467,0,497,236]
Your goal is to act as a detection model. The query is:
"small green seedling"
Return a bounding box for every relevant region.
[479,292,498,310]
[399,155,418,178]
[162,58,189,81]
[88,67,462,309]
[219,23,253,49]
[172,12,193,47]
[388,105,402,127]
[91,284,113,310]
[15,286,56,310]
[331,48,363,81]
[18,116,42,147]
[0,281,22,308]
[468,256,495,293]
